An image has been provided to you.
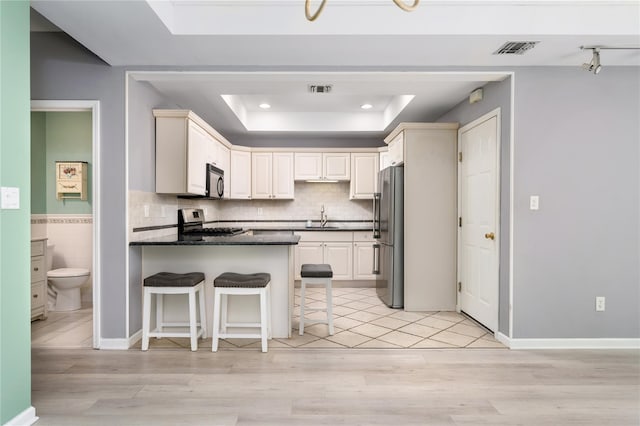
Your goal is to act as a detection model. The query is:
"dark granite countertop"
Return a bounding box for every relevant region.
[130,234,300,246]
[248,224,373,232]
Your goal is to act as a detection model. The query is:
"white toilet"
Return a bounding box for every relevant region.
[46,245,90,311]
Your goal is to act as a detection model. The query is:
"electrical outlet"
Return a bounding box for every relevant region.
[595,296,605,312]
[257,207,263,216]
[529,195,540,210]
[143,205,150,217]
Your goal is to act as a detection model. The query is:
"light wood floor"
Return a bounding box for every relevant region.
[32,347,640,425]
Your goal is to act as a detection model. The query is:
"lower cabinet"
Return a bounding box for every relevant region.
[294,232,353,280]
[30,239,47,321]
[353,231,376,280]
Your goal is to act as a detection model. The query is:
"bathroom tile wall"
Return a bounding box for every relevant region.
[31,214,93,303]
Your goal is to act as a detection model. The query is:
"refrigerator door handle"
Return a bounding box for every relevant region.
[373,193,381,239]
[372,243,381,274]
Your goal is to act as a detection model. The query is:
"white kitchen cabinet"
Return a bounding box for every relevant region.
[323,153,350,180]
[229,149,252,199]
[294,152,350,181]
[384,122,459,311]
[350,152,379,199]
[294,153,322,180]
[294,232,353,280]
[30,239,47,321]
[379,150,391,170]
[387,132,404,166]
[324,243,353,280]
[252,152,294,199]
[154,110,232,196]
[353,231,376,280]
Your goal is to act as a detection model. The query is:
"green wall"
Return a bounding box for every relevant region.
[31,111,92,215]
[0,1,32,424]
[31,112,46,214]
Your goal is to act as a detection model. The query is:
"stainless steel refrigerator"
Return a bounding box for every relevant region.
[373,165,404,308]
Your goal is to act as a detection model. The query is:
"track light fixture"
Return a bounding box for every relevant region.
[580,45,640,75]
[581,48,602,74]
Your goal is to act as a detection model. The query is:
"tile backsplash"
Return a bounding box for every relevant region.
[129,182,372,239]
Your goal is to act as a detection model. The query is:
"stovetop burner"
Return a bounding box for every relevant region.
[181,227,245,236]
[178,209,246,237]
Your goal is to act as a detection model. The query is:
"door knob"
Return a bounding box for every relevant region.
[484,232,495,240]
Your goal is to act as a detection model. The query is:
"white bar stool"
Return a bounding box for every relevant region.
[211,272,271,353]
[141,272,206,351]
[299,264,334,335]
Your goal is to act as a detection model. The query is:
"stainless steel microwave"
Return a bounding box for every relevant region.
[206,163,224,199]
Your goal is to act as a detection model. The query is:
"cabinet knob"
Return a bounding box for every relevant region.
[484,232,495,240]
[34,267,39,271]
[33,294,38,298]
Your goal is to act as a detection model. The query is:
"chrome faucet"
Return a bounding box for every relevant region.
[320,205,327,227]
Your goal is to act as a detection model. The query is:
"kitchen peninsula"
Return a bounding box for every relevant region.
[129,232,300,339]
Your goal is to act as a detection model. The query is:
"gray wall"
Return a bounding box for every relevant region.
[511,67,639,338]
[31,32,127,339]
[128,78,179,192]
[437,78,512,335]
[32,30,640,341]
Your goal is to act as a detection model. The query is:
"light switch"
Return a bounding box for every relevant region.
[1,187,20,209]
[529,195,539,210]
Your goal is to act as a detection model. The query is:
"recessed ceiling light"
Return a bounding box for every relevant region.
[360,103,373,110]
[259,103,271,109]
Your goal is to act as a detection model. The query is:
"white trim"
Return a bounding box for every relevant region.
[456,107,501,332]
[4,406,38,426]
[508,73,515,340]
[100,329,142,350]
[30,100,102,349]
[496,333,640,350]
[125,73,131,344]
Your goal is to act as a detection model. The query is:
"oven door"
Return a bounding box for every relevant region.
[206,164,224,199]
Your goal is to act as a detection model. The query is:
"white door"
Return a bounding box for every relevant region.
[294,152,322,180]
[350,153,379,199]
[323,153,350,180]
[458,110,500,331]
[186,121,209,195]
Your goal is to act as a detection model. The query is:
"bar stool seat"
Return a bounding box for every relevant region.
[299,264,334,336]
[142,272,206,351]
[212,272,271,353]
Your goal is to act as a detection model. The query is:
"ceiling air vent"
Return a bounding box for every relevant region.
[308,84,332,93]
[493,41,539,55]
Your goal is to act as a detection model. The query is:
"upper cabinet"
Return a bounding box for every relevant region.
[154,109,232,196]
[294,153,350,181]
[379,150,391,171]
[350,153,379,199]
[387,132,404,166]
[229,149,251,200]
[252,152,294,199]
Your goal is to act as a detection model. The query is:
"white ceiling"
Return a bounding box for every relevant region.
[31,1,640,145]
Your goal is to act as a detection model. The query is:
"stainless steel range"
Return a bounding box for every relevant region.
[178,208,246,237]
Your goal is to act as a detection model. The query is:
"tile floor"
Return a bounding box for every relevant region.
[144,286,506,350]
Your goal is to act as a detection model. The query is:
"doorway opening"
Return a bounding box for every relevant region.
[30,100,101,348]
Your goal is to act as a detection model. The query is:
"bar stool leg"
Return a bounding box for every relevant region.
[188,288,198,351]
[299,279,307,335]
[267,284,272,339]
[220,294,228,333]
[259,287,268,353]
[198,284,207,339]
[325,279,334,335]
[156,292,163,338]
[142,288,151,351]
[212,288,221,352]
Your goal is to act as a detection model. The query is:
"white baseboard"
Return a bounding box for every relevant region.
[496,333,640,349]
[99,330,142,350]
[5,406,38,426]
